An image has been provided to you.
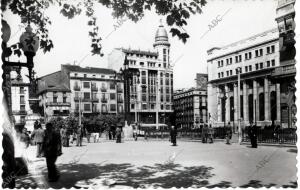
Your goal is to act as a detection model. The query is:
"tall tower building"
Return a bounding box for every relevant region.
[108,22,174,127]
[153,21,171,68]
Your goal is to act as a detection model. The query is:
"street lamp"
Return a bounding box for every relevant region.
[2,20,39,114]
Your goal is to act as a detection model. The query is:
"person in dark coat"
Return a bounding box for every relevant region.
[202,124,208,143]
[31,124,45,157]
[43,122,62,182]
[116,127,122,143]
[208,124,214,143]
[170,126,177,146]
[226,122,232,145]
[249,122,258,148]
[20,128,30,148]
[76,125,84,146]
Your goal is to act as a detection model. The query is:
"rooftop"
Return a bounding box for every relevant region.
[120,48,158,57]
[62,64,116,74]
[207,28,279,60]
[37,71,70,94]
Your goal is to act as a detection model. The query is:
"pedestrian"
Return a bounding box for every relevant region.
[170,125,177,146]
[31,123,45,157]
[208,124,214,143]
[20,127,30,148]
[133,126,138,141]
[85,127,91,143]
[43,122,62,182]
[202,124,208,143]
[76,125,84,146]
[116,126,122,143]
[60,126,67,147]
[249,121,258,148]
[225,122,232,145]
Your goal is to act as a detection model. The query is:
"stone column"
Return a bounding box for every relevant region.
[217,86,222,122]
[276,83,281,123]
[243,81,249,123]
[234,83,238,125]
[264,77,270,121]
[225,84,230,123]
[253,80,258,123]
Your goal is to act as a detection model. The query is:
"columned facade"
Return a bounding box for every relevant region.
[207,28,280,127]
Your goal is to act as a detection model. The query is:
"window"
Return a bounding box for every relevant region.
[142,104,147,110]
[20,87,25,94]
[142,94,147,102]
[84,74,87,78]
[53,96,57,103]
[230,70,233,75]
[84,104,91,111]
[74,73,78,77]
[271,59,275,66]
[20,105,25,111]
[267,61,270,67]
[249,65,252,71]
[245,66,248,72]
[226,71,229,76]
[218,73,220,78]
[110,93,116,100]
[221,72,224,77]
[83,92,90,99]
[260,49,263,56]
[110,104,116,111]
[260,62,263,69]
[63,96,67,103]
[255,63,259,70]
[267,47,270,54]
[140,62,144,66]
[110,82,115,89]
[131,104,135,109]
[75,103,79,111]
[20,96,25,104]
[83,82,90,88]
[271,45,275,53]
[235,55,242,63]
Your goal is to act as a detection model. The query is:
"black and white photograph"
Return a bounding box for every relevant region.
[1,0,298,188]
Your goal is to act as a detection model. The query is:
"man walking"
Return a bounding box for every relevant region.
[31,123,45,157]
[225,122,232,145]
[116,126,122,143]
[170,125,177,146]
[249,121,258,148]
[43,122,62,182]
[76,125,84,146]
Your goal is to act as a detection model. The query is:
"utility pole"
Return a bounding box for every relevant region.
[237,67,242,143]
[156,78,159,129]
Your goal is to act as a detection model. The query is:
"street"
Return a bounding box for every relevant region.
[16,140,297,188]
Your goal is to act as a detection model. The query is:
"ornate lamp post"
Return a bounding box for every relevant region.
[2,20,39,114]
[119,56,140,125]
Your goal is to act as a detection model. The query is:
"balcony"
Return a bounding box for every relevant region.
[73,86,80,91]
[101,98,108,103]
[20,101,26,105]
[12,110,27,115]
[16,118,26,125]
[46,102,71,106]
[92,97,99,102]
[74,97,80,101]
[82,98,92,102]
[117,88,123,93]
[100,88,107,92]
[272,63,296,77]
[91,86,98,91]
[117,99,123,103]
[20,90,25,94]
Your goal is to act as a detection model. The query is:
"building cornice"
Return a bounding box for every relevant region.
[207,38,279,62]
[69,76,123,82]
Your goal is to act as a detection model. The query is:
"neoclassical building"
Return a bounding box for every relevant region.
[108,22,173,126]
[207,28,281,128]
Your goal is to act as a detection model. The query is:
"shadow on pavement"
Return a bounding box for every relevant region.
[15,162,297,189]
[287,148,297,153]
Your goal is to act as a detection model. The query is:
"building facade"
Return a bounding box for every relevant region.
[173,88,207,129]
[38,65,125,120]
[37,71,71,121]
[272,0,296,128]
[11,78,30,126]
[207,29,281,128]
[108,23,173,126]
[61,65,124,116]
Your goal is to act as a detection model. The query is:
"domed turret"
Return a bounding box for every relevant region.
[153,22,170,47]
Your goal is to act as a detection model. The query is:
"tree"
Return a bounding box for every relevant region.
[2,0,207,56]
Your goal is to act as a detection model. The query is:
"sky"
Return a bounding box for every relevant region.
[3,0,279,90]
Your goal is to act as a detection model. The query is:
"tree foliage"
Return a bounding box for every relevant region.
[2,0,207,56]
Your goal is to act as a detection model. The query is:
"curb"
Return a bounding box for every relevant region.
[240,142,296,148]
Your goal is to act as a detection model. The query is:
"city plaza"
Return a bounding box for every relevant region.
[1,0,297,189]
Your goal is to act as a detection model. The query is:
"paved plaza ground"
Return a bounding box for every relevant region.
[16,140,297,188]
